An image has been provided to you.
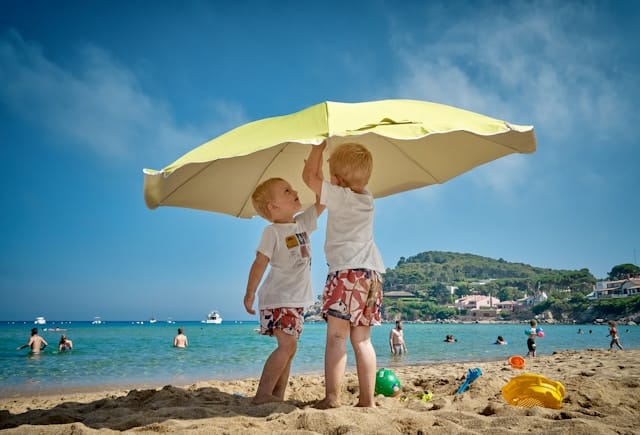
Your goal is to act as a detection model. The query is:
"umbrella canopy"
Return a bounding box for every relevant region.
[143,99,536,218]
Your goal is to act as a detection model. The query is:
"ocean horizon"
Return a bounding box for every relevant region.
[2,320,638,398]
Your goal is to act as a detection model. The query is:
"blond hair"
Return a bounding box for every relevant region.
[251,177,285,221]
[328,143,373,188]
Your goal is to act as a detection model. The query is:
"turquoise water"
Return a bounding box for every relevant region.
[1,321,638,396]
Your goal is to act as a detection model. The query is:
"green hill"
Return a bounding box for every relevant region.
[385,251,595,295]
[381,251,597,321]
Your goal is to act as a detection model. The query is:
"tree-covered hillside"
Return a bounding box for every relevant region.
[304,252,637,323]
[383,251,596,305]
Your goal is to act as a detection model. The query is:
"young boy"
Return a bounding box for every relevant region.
[243,175,323,405]
[303,141,385,408]
[526,319,538,357]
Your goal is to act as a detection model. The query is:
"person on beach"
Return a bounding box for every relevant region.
[58,334,73,351]
[173,328,188,348]
[526,320,538,357]
[243,174,324,405]
[17,328,48,354]
[389,320,407,355]
[303,141,385,409]
[607,320,624,350]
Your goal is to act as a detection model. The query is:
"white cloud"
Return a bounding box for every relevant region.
[0,30,246,165]
[388,2,635,140]
[385,1,637,197]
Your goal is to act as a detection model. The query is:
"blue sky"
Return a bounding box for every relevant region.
[1,0,638,322]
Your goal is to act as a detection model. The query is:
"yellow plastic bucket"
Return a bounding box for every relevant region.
[501,374,565,409]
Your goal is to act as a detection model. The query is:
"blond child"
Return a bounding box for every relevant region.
[243,175,324,404]
[303,141,385,408]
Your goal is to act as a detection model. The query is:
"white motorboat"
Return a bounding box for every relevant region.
[91,317,102,325]
[34,316,46,325]
[201,310,223,324]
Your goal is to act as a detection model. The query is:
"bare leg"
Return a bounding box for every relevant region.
[351,325,376,407]
[315,316,349,409]
[273,348,293,400]
[252,330,297,404]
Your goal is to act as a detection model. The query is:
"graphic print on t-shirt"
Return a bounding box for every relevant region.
[285,232,310,261]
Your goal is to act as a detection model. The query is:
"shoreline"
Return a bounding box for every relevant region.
[1,348,639,434]
[0,350,581,400]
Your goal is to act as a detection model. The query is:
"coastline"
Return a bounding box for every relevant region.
[1,348,638,434]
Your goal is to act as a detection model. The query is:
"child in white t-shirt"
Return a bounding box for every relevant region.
[303,141,385,408]
[243,176,324,404]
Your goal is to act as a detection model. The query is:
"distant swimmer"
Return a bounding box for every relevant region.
[173,327,188,348]
[58,334,73,351]
[17,328,48,354]
[494,335,507,345]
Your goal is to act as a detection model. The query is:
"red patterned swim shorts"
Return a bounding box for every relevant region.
[322,269,383,326]
[259,307,305,339]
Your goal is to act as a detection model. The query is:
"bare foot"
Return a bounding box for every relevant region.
[355,401,376,408]
[313,398,341,409]
[251,394,283,405]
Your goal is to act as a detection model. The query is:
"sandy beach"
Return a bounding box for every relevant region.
[1,348,638,434]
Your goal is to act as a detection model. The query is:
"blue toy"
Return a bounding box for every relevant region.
[456,367,483,394]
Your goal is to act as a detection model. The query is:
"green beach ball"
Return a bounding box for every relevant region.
[375,368,401,397]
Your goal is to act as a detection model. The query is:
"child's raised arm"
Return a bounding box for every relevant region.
[303,141,326,197]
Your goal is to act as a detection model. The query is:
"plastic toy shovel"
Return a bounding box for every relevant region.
[456,368,483,394]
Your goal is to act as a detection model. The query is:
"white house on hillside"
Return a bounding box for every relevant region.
[517,292,548,306]
[455,295,501,310]
[587,279,640,300]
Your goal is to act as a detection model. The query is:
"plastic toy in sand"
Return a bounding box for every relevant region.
[455,367,483,394]
[375,368,401,397]
[508,355,525,370]
[421,391,433,402]
[501,373,565,409]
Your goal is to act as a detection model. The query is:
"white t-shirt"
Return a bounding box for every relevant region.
[256,206,318,309]
[320,180,385,274]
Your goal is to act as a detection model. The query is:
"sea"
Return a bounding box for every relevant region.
[1,320,638,397]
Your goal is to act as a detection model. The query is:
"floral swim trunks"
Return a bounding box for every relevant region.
[322,268,383,326]
[259,307,305,339]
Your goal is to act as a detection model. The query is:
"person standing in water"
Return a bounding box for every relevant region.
[58,334,73,351]
[17,328,48,354]
[173,328,188,348]
[389,320,407,355]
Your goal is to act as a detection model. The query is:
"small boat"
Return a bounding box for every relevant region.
[201,310,223,324]
[34,316,46,325]
[149,317,157,324]
[91,317,102,325]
